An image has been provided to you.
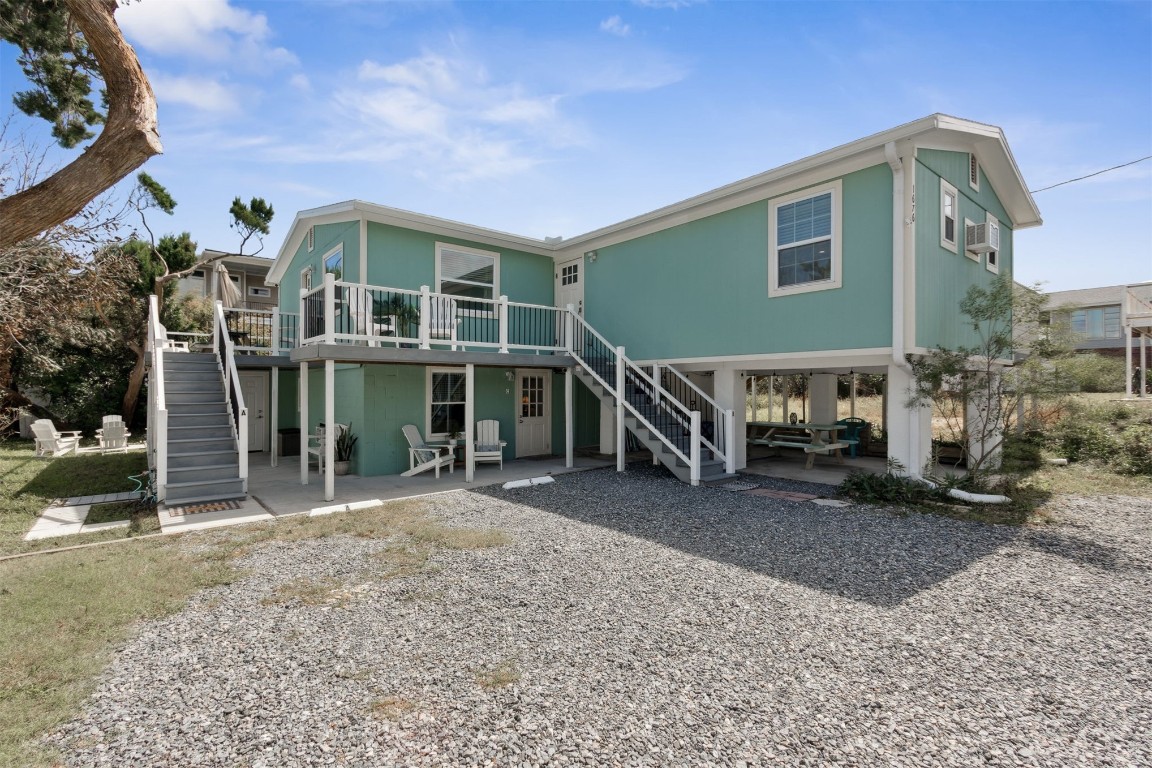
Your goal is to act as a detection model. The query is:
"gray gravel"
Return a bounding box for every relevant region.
[50,465,1152,767]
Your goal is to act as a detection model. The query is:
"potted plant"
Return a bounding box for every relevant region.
[447,422,462,446]
[333,424,358,476]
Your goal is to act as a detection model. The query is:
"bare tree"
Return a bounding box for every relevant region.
[0,0,161,249]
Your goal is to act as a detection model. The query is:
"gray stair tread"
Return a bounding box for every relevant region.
[166,478,243,489]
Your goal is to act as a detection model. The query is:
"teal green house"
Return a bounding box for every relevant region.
[153,115,1041,504]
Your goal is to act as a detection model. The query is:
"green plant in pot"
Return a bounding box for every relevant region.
[334,424,358,475]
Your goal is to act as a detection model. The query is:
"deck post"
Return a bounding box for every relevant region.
[323,272,336,345]
[565,304,575,354]
[324,359,334,501]
[498,296,509,353]
[689,411,701,486]
[465,364,475,482]
[419,285,431,350]
[271,367,280,467]
[652,363,661,410]
[616,345,626,473]
[300,362,308,485]
[565,366,574,468]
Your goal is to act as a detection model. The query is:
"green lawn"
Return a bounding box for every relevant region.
[0,441,157,558]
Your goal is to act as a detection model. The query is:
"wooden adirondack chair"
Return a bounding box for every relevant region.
[307,423,348,474]
[31,419,81,458]
[400,424,455,477]
[474,419,506,469]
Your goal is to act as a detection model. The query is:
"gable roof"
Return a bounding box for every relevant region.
[268,113,1042,285]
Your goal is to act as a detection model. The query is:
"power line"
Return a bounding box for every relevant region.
[1030,155,1152,194]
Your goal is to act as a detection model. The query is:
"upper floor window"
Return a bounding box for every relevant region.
[941,179,958,253]
[985,214,1000,274]
[768,180,842,296]
[301,266,313,292]
[436,243,499,313]
[1071,306,1121,340]
[323,246,343,281]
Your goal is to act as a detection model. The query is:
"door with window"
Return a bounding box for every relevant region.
[555,257,583,317]
[515,369,551,457]
[239,371,268,452]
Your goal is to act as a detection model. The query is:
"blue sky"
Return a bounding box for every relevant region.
[2,0,1150,292]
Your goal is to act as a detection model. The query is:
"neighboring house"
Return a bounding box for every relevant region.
[145,114,1043,504]
[1043,283,1152,395]
[174,251,279,310]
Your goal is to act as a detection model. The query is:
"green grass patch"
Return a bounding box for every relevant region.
[0,540,237,767]
[0,442,153,557]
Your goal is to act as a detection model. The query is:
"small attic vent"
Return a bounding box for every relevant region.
[965,221,999,253]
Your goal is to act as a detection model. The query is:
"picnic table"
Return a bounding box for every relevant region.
[747,421,849,470]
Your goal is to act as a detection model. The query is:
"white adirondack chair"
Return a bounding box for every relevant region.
[474,419,506,469]
[348,286,393,347]
[307,423,348,474]
[31,419,81,458]
[97,417,131,454]
[400,424,455,477]
[428,296,460,350]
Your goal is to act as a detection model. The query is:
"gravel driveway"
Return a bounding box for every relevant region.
[52,466,1151,767]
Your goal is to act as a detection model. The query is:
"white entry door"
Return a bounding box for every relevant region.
[239,371,268,452]
[515,369,551,457]
[555,257,584,317]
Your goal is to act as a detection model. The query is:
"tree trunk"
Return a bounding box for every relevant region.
[122,338,146,426]
[0,0,162,249]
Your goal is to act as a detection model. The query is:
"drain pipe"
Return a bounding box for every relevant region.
[885,141,1009,505]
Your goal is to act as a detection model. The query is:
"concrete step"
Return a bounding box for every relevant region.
[168,424,235,440]
[168,463,241,482]
[169,436,236,453]
[168,449,240,470]
[165,479,246,506]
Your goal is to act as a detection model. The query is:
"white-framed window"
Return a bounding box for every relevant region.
[560,263,578,285]
[436,242,499,314]
[1071,306,1122,340]
[323,245,343,280]
[985,214,1000,274]
[427,367,466,439]
[968,153,980,192]
[248,286,271,298]
[307,225,315,252]
[768,180,842,296]
[940,179,958,253]
[963,218,979,262]
[301,266,313,292]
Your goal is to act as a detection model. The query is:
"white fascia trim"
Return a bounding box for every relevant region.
[634,347,895,369]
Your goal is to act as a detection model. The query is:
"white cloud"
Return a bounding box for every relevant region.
[600,16,632,37]
[118,0,298,68]
[632,0,702,8]
[289,73,312,92]
[151,74,241,113]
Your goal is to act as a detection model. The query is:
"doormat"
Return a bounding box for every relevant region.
[167,499,243,517]
[714,481,760,492]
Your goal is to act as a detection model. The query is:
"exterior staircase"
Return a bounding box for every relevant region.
[163,353,246,505]
[574,359,735,485]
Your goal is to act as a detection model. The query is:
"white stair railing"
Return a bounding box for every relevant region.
[146,295,169,500]
[213,301,249,490]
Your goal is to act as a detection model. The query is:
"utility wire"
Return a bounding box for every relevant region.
[1030,155,1152,193]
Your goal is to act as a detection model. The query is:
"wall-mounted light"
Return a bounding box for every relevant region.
[587,250,598,262]
[505,370,515,382]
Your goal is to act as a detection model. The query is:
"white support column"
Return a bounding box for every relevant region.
[465,363,475,482]
[809,373,838,425]
[271,307,281,355]
[850,373,857,417]
[565,366,574,468]
[886,363,932,477]
[300,362,309,485]
[1141,333,1148,398]
[616,345,626,473]
[324,359,334,501]
[781,377,790,423]
[712,366,745,471]
[271,368,280,467]
[1126,325,1134,397]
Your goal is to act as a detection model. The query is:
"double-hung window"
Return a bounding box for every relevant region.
[427,368,466,438]
[940,179,958,253]
[985,214,1000,273]
[323,246,343,281]
[768,180,842,296]
[436,243,499,314]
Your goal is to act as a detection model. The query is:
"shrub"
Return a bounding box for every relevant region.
[1000,431,1044,472]
[839,470,945,506]
[1054,355,1127,393]
[1112,425,1152,476]
[1050,419,1118,464]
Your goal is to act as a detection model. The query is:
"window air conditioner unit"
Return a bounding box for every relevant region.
[966,222,999,253]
